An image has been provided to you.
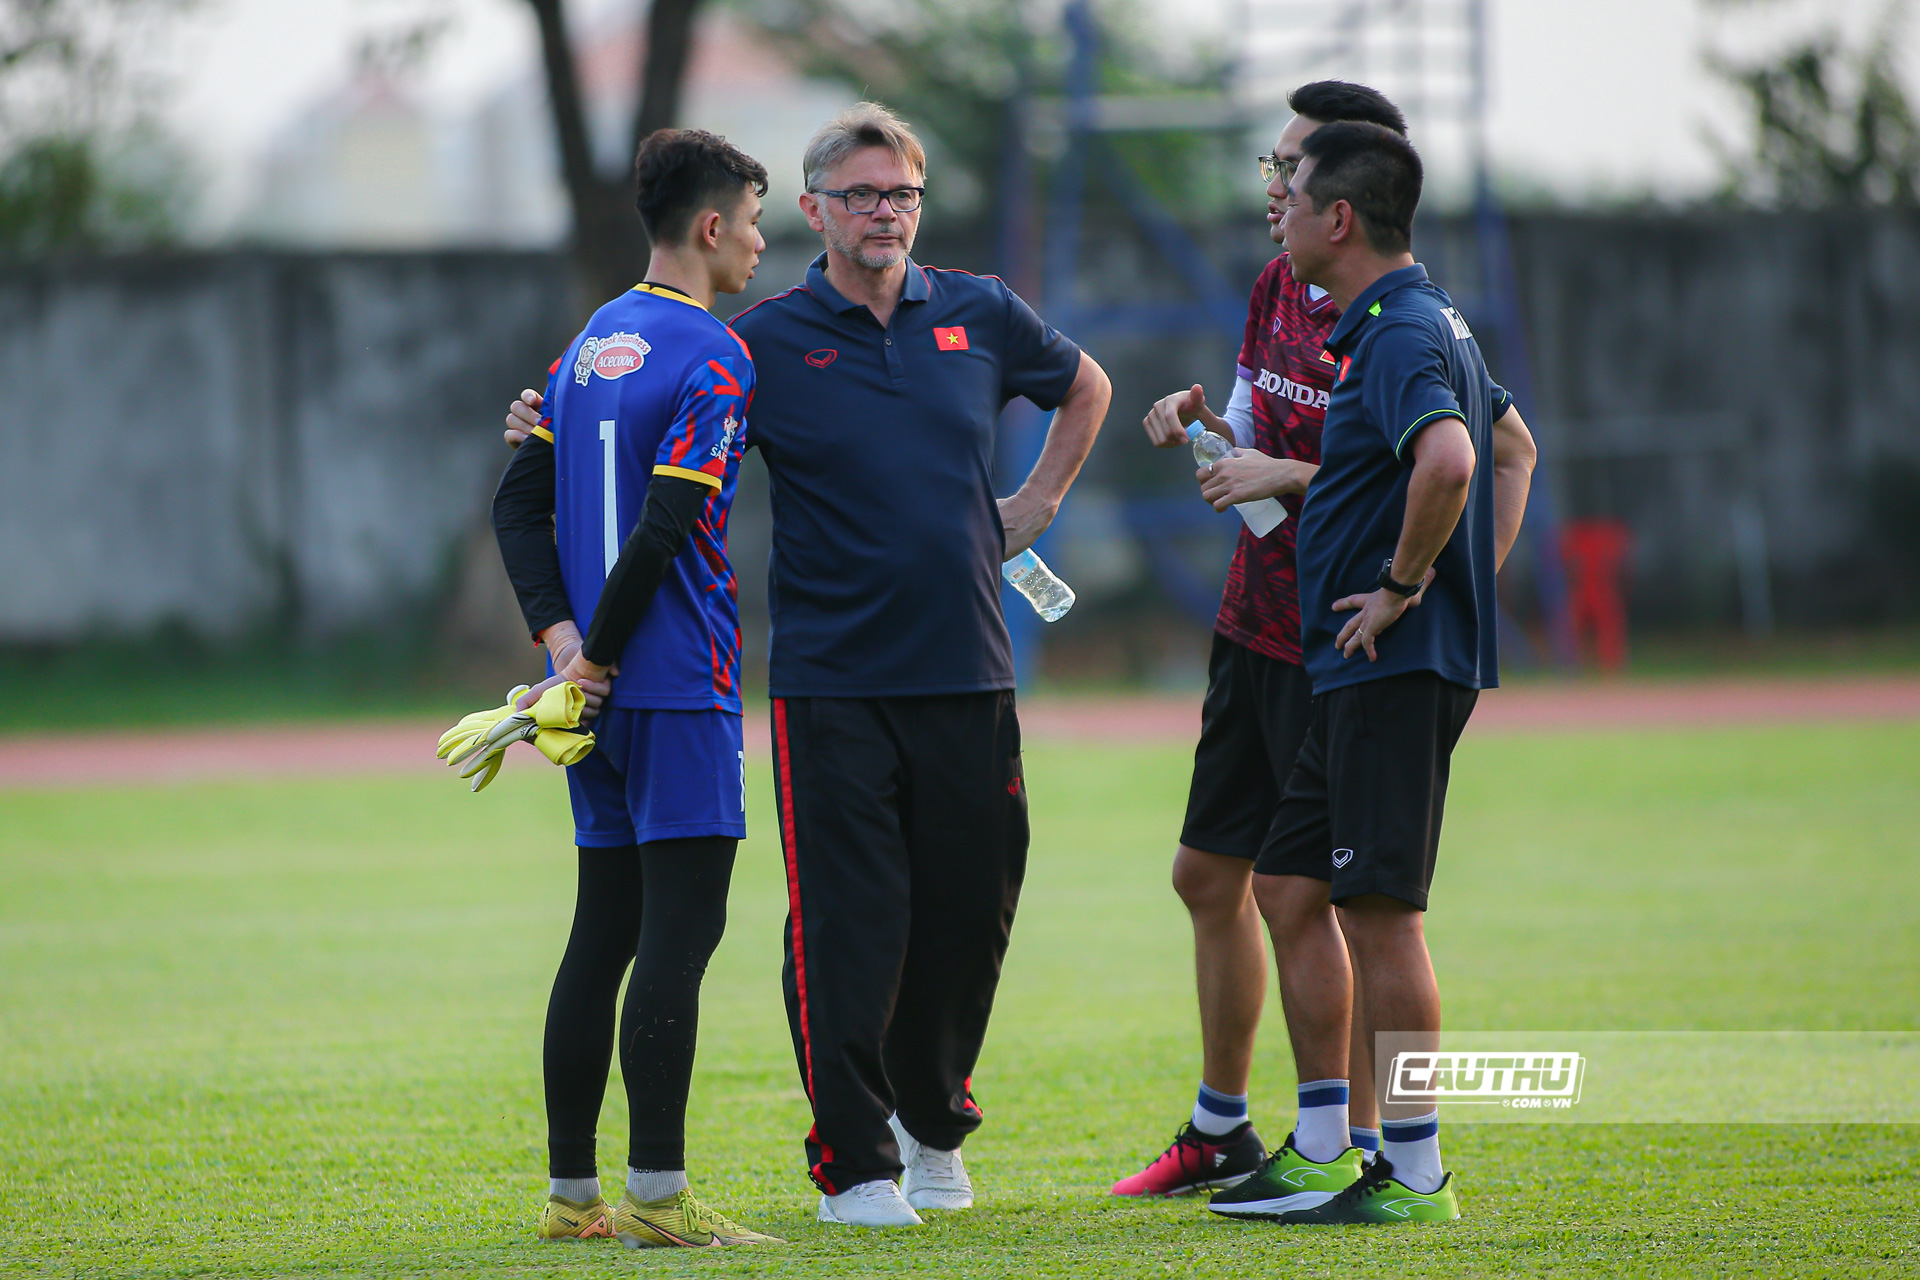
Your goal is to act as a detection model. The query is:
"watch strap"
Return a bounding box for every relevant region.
[1377,559,1421,597]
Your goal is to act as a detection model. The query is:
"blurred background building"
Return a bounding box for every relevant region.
[235,8,851,246]
[3,0,1919,703]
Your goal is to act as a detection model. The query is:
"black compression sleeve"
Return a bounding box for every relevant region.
[490,435,573,640]
[581,475,712,666]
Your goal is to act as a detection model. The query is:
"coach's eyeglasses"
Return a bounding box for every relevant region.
[810,185,926,214]
[1258,154,1299,191]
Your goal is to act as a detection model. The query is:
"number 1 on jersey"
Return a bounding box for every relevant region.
[599,420,618,577]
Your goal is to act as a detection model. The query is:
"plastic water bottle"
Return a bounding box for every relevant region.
[1188,422,1286,537]
[1002,548,1076,622]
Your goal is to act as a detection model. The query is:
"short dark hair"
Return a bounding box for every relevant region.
[1298,121,1423,254]
[1287,81,1408,135]
[633,129,769,244]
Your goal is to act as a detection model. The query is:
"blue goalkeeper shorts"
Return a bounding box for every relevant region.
[567,707,747,847]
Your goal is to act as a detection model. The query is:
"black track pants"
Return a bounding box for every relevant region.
[543,836,737,1177]
[771,692,1029,1193]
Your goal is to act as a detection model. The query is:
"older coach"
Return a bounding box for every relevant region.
[515,102,1110,1227]
[737,103,1109,1227]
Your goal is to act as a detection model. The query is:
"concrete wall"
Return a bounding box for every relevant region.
[1497,209,1920,626]
[5,212,1918,652]
[0,252,577,641]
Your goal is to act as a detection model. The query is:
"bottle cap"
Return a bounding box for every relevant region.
[1185,421,1203,440]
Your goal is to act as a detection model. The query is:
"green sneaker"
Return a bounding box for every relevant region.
[1278,1156,1459,1224]
[1206,1133,1365,1219]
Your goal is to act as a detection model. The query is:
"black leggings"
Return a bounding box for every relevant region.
[544,837,737,1177]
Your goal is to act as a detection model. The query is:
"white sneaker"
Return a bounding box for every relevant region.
[817,1179,923,1227]
[890,1113,975,1211]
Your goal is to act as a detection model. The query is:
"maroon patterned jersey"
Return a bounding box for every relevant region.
[1214,254,1340,665]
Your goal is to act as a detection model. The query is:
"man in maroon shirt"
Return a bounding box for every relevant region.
[1113,82,1410,1202]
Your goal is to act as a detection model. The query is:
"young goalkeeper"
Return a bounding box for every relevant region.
[489,128,775,1248]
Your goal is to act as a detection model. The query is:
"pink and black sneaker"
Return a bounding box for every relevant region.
[1111,1121,1266,1197]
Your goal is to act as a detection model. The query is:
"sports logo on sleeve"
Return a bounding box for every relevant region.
[574,332,652,385]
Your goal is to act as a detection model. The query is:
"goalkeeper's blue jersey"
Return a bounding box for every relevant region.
[542,283,753,714]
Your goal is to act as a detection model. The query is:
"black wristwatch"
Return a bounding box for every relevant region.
[1377,559,1421,597]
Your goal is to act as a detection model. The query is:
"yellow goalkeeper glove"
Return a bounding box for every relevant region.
[436,682,595,792]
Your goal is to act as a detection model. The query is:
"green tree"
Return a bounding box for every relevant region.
[0,0,192,254]
[523,0,710,304]
[1709,15,1920,206]
[736,0,1237,229]
[741,0,1038,218]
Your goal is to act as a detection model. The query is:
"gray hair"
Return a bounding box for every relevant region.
[802,101,927,192]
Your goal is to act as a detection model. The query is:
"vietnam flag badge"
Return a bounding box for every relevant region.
[933,326,970,352]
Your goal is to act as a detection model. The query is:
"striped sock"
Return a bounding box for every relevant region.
[1381,1112,1443,1193]
[1293,1079,1349,1163]
[1349,1125,1382,1164]
[1191,1081,1249,1137]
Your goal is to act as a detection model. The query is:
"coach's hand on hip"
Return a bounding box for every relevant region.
[998,491,1059,560]
[1333,567,1435,662]
[1334,414,1475,661]
[999,352,1113,559]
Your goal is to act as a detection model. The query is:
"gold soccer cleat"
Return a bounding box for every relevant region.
[613,1188,784,1248]
[536,1193,614,1241]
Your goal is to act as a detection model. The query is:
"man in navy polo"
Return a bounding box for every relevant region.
[1251,120,1537,1224]
[728,101,1109,1227]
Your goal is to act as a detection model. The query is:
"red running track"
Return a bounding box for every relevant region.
[2,676,1917,791]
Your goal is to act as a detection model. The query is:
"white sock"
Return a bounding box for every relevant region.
[1381,1112,1443,1193]
[549,1176,600,1202]
[1191,1081,1250,1137]
[1292,1079,1350,1163]
[1350,1125,1382,1165]
[626,1167,689,1201]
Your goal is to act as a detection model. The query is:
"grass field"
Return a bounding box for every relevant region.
[4,721,1919,1277]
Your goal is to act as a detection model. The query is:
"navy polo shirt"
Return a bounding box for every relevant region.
[1296,264,1513,695]
[729,254,1083,698]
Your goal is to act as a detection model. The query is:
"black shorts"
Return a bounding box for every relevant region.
[1254,671,1478,909]
[1179,633,1316,861]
